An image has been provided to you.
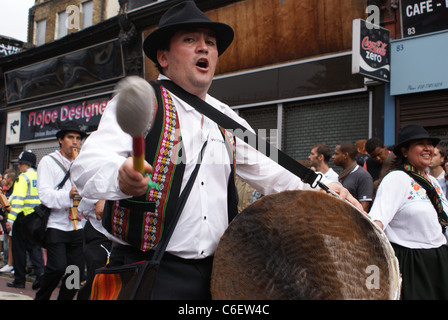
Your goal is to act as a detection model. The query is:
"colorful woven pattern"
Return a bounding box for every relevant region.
[401,164,448,231]
[143,86,180,251]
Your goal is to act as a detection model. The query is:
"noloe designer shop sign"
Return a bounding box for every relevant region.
[6,94,111,144]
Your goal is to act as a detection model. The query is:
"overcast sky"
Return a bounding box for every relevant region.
[0,0,36,42]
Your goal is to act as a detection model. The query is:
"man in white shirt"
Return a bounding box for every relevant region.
[308,143,339,181]
[35,122,86,300]
[429,144,447,196]
[71,1,362,300]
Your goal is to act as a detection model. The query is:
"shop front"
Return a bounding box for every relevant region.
[390,30,448,145]
[2,38,124,169]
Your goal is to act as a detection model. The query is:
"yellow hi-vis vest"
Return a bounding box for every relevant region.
[8,169,41,222]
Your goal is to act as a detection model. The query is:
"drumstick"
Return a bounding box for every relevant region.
[116,76,157,173]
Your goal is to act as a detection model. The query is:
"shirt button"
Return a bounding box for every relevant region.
[201,181,204,186]
[203,216,207,220]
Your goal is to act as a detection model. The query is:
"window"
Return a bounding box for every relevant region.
[56,10,68,39]
[82,1,94,29]
[34,19,46,46]
[5,40,125,103]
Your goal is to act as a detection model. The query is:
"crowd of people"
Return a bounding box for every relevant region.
[0,1,446,301]
[309,129,448,299]
[236,131,448,300]
[0,122,112,300]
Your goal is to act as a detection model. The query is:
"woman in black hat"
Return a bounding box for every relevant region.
[369,124,448,299]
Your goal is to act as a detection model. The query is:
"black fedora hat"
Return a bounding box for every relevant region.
[143,1,234,63]
[56,121,87,140]
[393,124,440,155]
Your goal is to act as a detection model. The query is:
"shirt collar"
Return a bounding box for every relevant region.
[157,74,224,113]
[57,150,73,166]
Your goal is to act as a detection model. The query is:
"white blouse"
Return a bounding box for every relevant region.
[369,170,448,249]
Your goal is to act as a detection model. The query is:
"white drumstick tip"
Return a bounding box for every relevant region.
[115,76,156,137]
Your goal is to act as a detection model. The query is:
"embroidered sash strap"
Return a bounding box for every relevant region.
[102,85,184,252]
[400,164,448,232]
[102,85,238,252]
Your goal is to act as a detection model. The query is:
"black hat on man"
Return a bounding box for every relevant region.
[56,121,87,140]
[18,150,36,168]
[143,1,234,63]
[393,124,440,155]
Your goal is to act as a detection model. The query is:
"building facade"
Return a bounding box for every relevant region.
[5,0,440,174]
[29,0,119,45]
[382,0,448,147]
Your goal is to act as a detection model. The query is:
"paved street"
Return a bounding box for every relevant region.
[0,271,59,300]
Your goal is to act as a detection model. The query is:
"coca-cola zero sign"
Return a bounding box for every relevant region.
[352,19,390,82]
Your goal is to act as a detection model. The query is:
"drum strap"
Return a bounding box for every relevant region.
[158,80,329,191]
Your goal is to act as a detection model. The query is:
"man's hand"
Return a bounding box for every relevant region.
[69,186,79,199]
[5,221,12,233]
[327,182,366,214]
[118,157,153,196]
[95,200,105,221]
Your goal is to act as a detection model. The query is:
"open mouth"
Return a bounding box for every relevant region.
[196,58,209,69]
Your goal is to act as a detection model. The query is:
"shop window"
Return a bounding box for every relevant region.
[282,94,369,168]
[5,40,124,104]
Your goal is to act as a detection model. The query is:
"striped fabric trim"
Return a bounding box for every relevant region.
[90,273,122,300]
[108,87,182,252]
[142,86,180,251]
[111,205,130,243]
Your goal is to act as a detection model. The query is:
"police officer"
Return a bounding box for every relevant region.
[6,150,44,289]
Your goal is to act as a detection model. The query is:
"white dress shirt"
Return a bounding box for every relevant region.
[71,75,329,259]
[77,197,115,241]
[37,150,85,231]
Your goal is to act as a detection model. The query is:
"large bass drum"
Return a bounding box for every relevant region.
[211,190,401,300]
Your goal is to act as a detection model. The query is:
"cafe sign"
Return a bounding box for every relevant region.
[400,0,448,38]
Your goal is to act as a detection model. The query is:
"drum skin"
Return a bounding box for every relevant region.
[211,190,400,300]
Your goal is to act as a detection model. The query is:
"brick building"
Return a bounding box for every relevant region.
[29,0,119,45]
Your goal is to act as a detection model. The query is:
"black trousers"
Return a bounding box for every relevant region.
[11,217,44,285]
[109,244,214,300]
[77,220,112,300]
[35,228,85,300]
